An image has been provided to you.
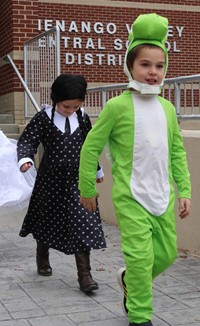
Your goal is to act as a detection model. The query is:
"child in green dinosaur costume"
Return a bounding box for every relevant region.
[78,13,191,326]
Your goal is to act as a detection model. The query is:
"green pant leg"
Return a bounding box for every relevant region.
[116,201,154,324]
[152,195,178,279]
[116,196,178,324]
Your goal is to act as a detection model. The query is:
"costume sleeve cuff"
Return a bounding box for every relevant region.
[18,158,34,169]
[96,165,104,179]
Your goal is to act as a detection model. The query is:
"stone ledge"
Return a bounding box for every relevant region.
[181,130,200,138]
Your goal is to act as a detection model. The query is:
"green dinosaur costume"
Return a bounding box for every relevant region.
[79,13,191,324]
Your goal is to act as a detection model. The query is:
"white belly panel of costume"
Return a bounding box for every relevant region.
[130,93,170,216]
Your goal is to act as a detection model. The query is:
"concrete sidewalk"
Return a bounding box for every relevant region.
[0,210,200,326]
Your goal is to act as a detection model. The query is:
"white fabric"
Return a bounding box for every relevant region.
[128,80,162,95]
[130,93,170,216]
[0,130,36,216]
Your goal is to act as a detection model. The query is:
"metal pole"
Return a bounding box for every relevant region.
[174,82,181,115]
[5,54,41,112]
[55,26,60,76]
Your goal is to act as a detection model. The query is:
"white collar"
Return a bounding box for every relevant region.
[127,80,162,95]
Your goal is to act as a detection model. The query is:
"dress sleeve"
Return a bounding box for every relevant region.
[171,108,191,199]
[17,111,44,162]
[79,101,115,198]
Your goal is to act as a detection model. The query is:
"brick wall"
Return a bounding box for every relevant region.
[0,0,39,99]
[38,4,200,83]
[0,0,13,55]
[112,0,199,4]
[0,0,200,118]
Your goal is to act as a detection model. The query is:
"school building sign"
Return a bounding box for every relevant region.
[0,0,200,123]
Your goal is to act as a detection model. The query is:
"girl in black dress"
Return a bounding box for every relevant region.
[17,74,106,293]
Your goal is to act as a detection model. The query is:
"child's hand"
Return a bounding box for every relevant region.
[96,177,104,184]
[80,195,98,212]
[20,162,32,173]
[179,198,191,219]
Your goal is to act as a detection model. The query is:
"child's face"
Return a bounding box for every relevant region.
[130,47,165,85]
[56,99,83,117]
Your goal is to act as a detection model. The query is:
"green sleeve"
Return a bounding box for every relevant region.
[79,100,115,198]
[171,108,191,199]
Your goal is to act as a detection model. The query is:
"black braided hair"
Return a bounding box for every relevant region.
[76,108,89,141]
[50,74,87,124]
[51,104,56,125]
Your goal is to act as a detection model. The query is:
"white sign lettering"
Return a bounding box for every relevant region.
[38,19,184,66]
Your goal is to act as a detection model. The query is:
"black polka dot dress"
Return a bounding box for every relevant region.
[17,108,106,254]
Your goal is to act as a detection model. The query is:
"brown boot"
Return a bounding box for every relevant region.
[36,241,52,276]
[75,252,98,293]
